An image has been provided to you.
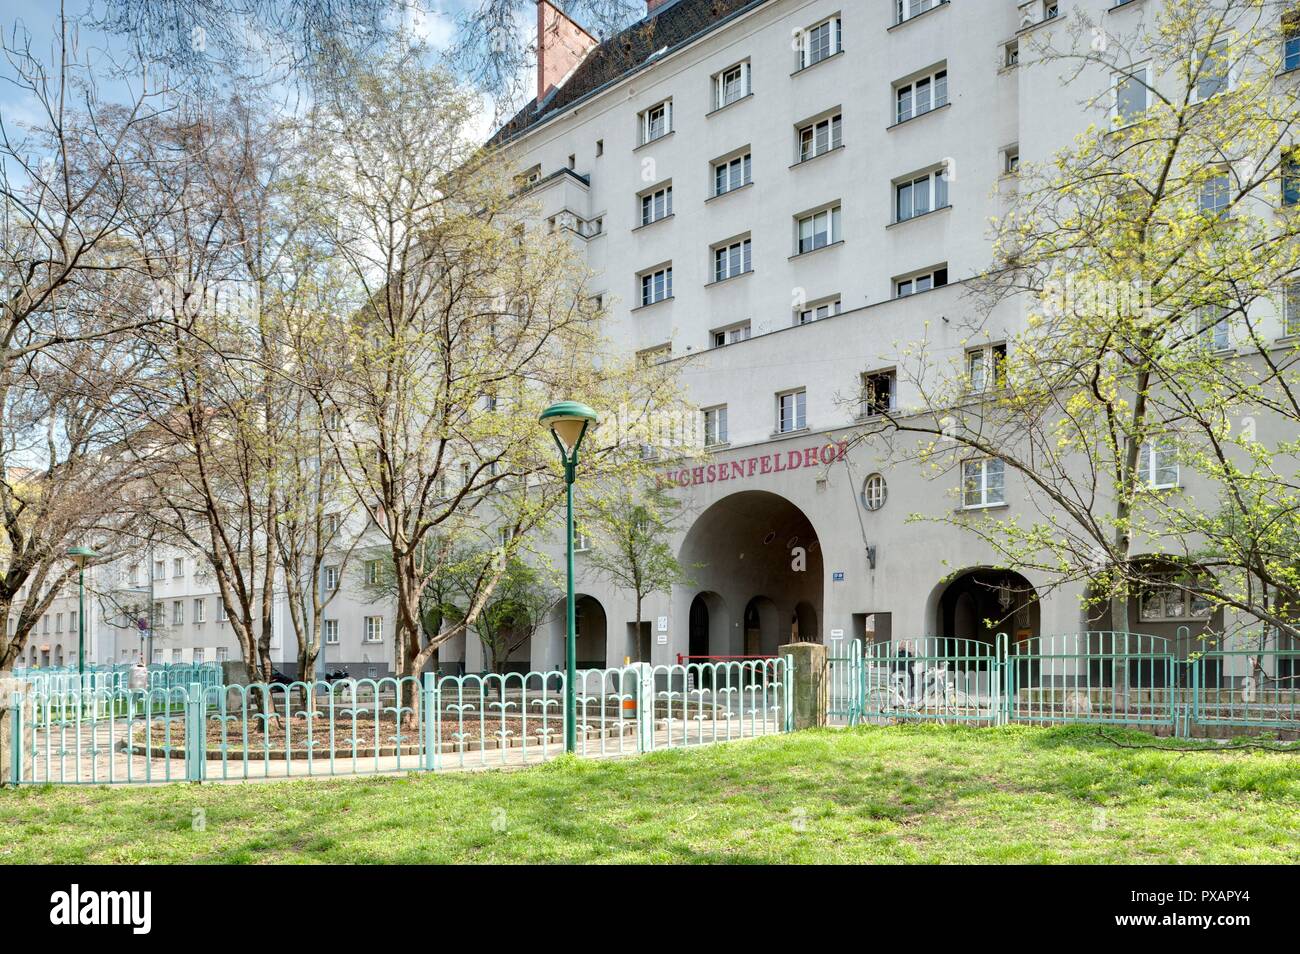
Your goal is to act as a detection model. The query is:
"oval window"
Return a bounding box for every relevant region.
[862,473,888,511]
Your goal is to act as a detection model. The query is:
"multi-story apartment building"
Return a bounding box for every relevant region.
[14,0,1294,682]
[472,0,1300,675]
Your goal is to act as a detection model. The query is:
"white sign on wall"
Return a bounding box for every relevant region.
[830,628,844,639]
[657,616,668,632]
[657,633,668,645]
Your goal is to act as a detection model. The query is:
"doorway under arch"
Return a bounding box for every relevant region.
[935,568,1040,646]
[574,594,608,669]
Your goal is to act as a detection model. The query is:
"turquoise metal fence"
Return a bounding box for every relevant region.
[1191,647,1300,731]
[828,638,863,725]
[860,637,1002,726]
[9,656,792,785]
[14,663,223,696]
[1005,632,1177,729]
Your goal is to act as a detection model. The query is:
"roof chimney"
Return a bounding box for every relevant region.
[536,1,598,104]
[646,0,675,13]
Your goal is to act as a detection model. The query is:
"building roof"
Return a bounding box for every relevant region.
[489,0,771,146]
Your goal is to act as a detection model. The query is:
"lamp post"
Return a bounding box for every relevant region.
[539,401,598,755]
[66,546,98,686]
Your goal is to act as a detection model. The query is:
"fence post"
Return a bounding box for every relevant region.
[422,673,439,772]
[995,632,1008,726]
[781,642,827,730]
[4,680,21,786]
[636,664,655,753]
[185,682,206,783]
[784,654,797,732]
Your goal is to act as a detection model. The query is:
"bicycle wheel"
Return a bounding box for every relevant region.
[862,688,900,725]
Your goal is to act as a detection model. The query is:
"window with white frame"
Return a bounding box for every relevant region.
[193,648,205,664]
[797,205,841,254]
[962,458,1006,509]
[218,601,228,622]
[639,99,673,145]
[862,370,896,416]
[714,62,751,109]
[1139,572,1212,621]
[797,16,842,70]
[365,559,381,585]
[1199,172,1230,216]
[323,619,339,645]
[323,513,340,537]
[153,559,165,580]
[323,564,340,591]
[364,615,384,643]
[798,114,841,162]
[862,473,888,511]
[152,648,163,664]
[797,297,841,324]
[967,343,1007,391]
[712,322,751,347]
[1285,282,1300,337]
[1141,440,1179,489]
[703,405,729,446]
[1287,9,1300,72]
[894,266,948,297]
[172,648,182,664]
[895,168,949,221]
[895,0,942,26]
[172,600,183,625]
[713,152,752,196]
[895,68,947,124]
[1003,145,1020,175]
[1195,305,1231,351]
[193,598,205,624]
[640,184,672,226]
[216,647,229,662]
[777,389,808,433]
[1113,65,1151,124]
[1004,41,1020,68]
[1193,37,1233,102]
[173,557,184,577]
[639,266,673,306]
[713,237,752,281]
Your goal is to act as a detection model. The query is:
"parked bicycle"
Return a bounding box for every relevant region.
[862,661,979,725]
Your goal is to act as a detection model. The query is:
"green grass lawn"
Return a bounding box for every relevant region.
[2,724,1296,864]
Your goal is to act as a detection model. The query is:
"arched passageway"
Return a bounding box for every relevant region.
[936,568,1040,646]
[573,594,608,669]
[678,491,825,656]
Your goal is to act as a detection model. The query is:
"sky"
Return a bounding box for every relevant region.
[0,1,506,140]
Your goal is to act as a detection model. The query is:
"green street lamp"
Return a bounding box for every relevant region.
[67,546,98,686]
[539,401,598,755]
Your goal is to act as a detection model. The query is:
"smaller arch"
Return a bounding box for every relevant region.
[743,596,781,656]
[792,600,819,643]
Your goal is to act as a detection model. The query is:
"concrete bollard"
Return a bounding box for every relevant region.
[781,642,828,730]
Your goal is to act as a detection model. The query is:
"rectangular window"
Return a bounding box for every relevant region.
[895,168,949,222]
[1139,573,1211,621]
[797,205,842,254]
[862,371,896,416]
[640,184,672,226]
[1142,441,1179,489]
[1004,41,1019,68]
[714,153,752,196]
[639,266,673,306]
[324,564,340,591]
[967,343,1007,391]
[1196,306,1231,351]
[640,99,672,145]
[895,69,947,124]
[1113,65,1151,124]
[172,600,183,626]
[798,16,842,69]
[1287,9,1300,72]
[218,602,228,622]
[714,62,750,109]
[323,619,339,645]
[713,238,752,282]
[798,114,842,162]
[1004,146,1020,175]
[153,560,165,581]
[193,598,205,624]
[172,648,182,664]
[1283,148,1300,206]
[1193,37,1232,102]
[703,406,729,446]
[365,559,381,585]
[1285,282,1300,336]
[364,616,384,643]
[69,611,77,632]
[55,612,63,632]
[895,0,942,26]
[712,323,751,347]
[895,266,949,298]
[173,557,184,578]
[797,297,841,324]
[962,458,1006,508]
[1199,173,1230,216]
[193,648,205,664]
[216,647,229,662]
[777,389,808,434]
